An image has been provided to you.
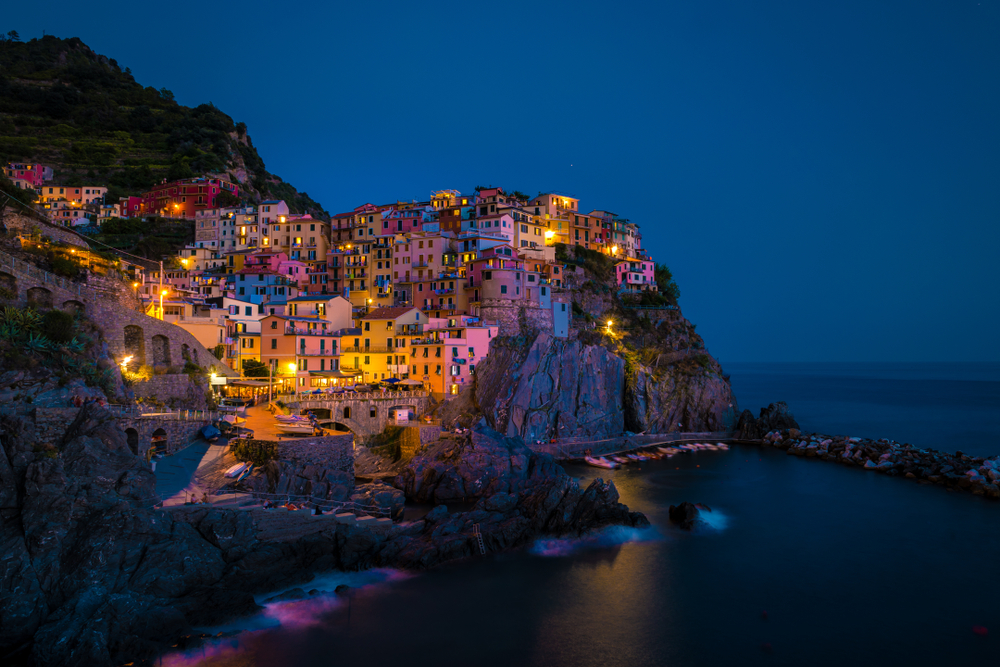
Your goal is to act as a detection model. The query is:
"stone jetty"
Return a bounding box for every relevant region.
[750,429,1000,499]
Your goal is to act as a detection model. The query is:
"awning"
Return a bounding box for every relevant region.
[399,378,423,386]
[308,370,363,378]
[230,380,272,387]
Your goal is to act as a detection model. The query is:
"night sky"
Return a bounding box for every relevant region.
[6,1,999,363]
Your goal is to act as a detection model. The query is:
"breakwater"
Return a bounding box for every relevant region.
[747,428,1000,499]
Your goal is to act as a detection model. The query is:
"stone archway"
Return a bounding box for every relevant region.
[151,428,168,455]
[62,299,85,314]
[0,271,16,296]
[26,286,53,309]
[125,428,139,456]
[151,334,171,367]
[124,325,145,367]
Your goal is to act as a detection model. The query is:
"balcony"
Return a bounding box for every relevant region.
[296,349,339,357]
[411,262,429,268]
[341,346,392,354]
[409,337,444,346]
[423,302,457,310]
[284,325,335,336]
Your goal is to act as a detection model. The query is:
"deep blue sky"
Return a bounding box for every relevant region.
[7,1,999,363]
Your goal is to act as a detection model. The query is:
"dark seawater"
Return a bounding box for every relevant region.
[725,362,1000,457]
[173,364,1000,667]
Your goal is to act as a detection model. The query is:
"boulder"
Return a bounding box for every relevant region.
[668,501,701,530]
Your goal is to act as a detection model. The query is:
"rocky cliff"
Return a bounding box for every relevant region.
[473,327,736,442]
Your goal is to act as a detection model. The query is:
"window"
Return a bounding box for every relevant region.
[500,285,507,294]
[343,407,351,419]
[370,406,377,418]
[270,339,277,349]
[452,347,458,358]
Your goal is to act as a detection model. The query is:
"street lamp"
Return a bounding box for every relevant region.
[606,319,613,334]
[159,289,168,320]
[288,362,297,396]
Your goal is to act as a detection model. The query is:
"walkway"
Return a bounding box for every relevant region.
[529,431,737,460]
[154,440,228,507]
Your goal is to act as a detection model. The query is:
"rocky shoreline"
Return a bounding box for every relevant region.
[0,405,647,667]
[742,428,1000,499]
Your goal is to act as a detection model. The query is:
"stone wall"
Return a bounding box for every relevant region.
[296,393,433,440]
[0,250,237,379]
[400,424,442,459]
[479,298,554,336]
[274,434,354,473]
[132,374,211,410]
[33,407,208,457]
[1,207,90,248]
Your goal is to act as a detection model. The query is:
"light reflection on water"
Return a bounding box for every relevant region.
[174,447,999,667]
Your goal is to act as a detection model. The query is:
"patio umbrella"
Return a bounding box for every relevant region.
[382,378,401,384]
[400,379,423,386]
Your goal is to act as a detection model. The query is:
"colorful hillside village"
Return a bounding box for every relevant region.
[4,165,661,399]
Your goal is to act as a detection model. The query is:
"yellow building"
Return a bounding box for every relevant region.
[346,306,425,384]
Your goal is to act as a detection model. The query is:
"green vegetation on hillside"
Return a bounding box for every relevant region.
[0,35,328,217]
[91,216,194,260]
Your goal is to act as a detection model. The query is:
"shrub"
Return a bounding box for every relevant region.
[41,309,75,343]
[230,438,278,467]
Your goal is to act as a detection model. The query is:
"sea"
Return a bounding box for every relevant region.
[169,363,1000,667]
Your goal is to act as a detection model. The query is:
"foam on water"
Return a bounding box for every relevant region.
[696,508,729,531]
[529,524,661,557]
[163,568,412,666]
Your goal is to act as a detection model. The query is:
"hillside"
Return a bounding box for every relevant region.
[0,35,328,218]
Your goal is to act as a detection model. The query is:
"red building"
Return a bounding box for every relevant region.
[139,177,239,218]
[3,163,50,187]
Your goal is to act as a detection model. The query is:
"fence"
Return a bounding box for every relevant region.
[529,431,737,460]
[281,389,429,403]
[106,404,220,422]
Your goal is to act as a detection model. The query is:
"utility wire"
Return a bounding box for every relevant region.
[1,188,161,269]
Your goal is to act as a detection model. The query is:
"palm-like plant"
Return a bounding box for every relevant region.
[25,333,52,354]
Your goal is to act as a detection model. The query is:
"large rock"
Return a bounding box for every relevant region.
[757,402,800,432]
[394,420,648,541]
[475,332,736,441]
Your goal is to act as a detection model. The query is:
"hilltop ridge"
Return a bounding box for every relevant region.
[0,35,327,217]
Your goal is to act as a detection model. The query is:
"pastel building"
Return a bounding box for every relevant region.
[615,258,657,293]
[4,163,51,187]
[40,186,107,204]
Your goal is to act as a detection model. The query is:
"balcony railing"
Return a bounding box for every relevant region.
[340,345,392,354]
[284,325,335,336]
[296,349,339,357]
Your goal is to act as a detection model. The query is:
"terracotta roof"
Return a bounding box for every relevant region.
[361,306,420,320]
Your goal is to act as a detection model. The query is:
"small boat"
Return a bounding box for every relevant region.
[717,443,730,450]
[235,463,254,483]
[657,446,679,455]
[275,414,310,423]
[199,424,221,443]
[612,455,631,464]
[224,462,249,478]
[627,453,649,462]
[584,456,619,469]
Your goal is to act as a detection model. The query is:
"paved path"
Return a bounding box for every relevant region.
[154,440,228,507]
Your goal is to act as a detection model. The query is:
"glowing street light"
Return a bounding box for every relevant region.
[159,289,168,320]
[120,355,133,372]
[606,319,613,334]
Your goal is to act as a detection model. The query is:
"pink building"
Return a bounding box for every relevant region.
[4,163,49,187]
[615,258,657,293]
[421,315,499,397]
[242,251,288,275]
[277,258,310,289]
[466,244,525,302]
[379,207,428,236]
